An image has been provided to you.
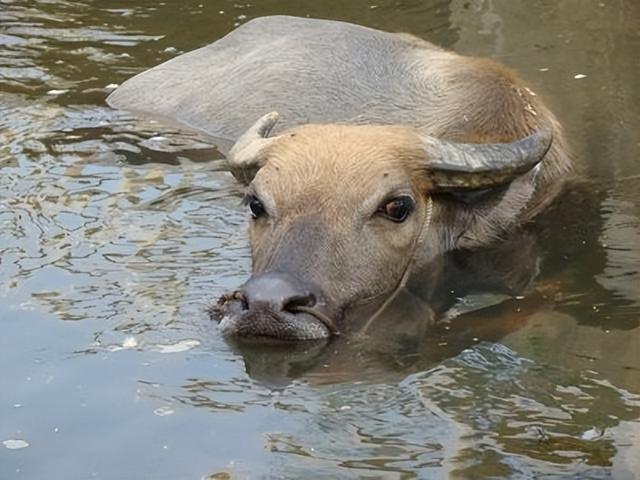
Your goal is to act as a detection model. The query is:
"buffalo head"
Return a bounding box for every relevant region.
[215,112,552,340]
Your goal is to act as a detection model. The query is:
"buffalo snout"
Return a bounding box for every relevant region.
[216,272,341,340]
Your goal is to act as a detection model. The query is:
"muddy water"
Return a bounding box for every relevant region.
[1,1,639,478]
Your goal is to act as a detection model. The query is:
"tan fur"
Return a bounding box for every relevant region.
[264,124,432,197]
[246,125,438,305]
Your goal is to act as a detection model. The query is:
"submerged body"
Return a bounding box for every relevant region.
[108,16,573,340]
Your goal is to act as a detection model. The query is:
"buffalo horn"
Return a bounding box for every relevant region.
[421,128,553,190]
[228,111,280,184]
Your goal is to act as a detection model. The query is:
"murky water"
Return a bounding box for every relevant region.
[1,1,639,478]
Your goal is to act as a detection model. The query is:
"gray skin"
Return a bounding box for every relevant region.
[108,16,574,341]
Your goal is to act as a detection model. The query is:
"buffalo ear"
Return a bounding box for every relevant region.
[227,112,280,184]
[421,129,553,191]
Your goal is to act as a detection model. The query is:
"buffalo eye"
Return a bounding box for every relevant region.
[377,196,414,223]
[246,195,266,219]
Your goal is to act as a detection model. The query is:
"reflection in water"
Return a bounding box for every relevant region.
[0,91,244,345]
[1,0,640,479]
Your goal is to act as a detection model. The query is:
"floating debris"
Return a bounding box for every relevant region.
[153,406,175,417]
[574,74,587,79]
[122,336,138,349]
[154,339,200,353]
[3,439,29,450]
[581,427,605,440]
[46,89,67,95]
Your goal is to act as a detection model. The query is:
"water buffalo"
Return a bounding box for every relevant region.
[107,16,573,340]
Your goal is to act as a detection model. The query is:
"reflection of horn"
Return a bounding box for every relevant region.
[227,112,280,184]
[422,128,553,190]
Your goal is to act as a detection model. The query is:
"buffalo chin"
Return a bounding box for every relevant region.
[213,298,331,341]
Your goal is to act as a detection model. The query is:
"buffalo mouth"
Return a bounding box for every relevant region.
[211,272,342,341]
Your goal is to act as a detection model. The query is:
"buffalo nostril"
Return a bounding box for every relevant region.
[283,294,340,335]
[283,293,316,313]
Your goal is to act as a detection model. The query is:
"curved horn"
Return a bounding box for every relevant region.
[228,111,280,184]
[422,128,553,191]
